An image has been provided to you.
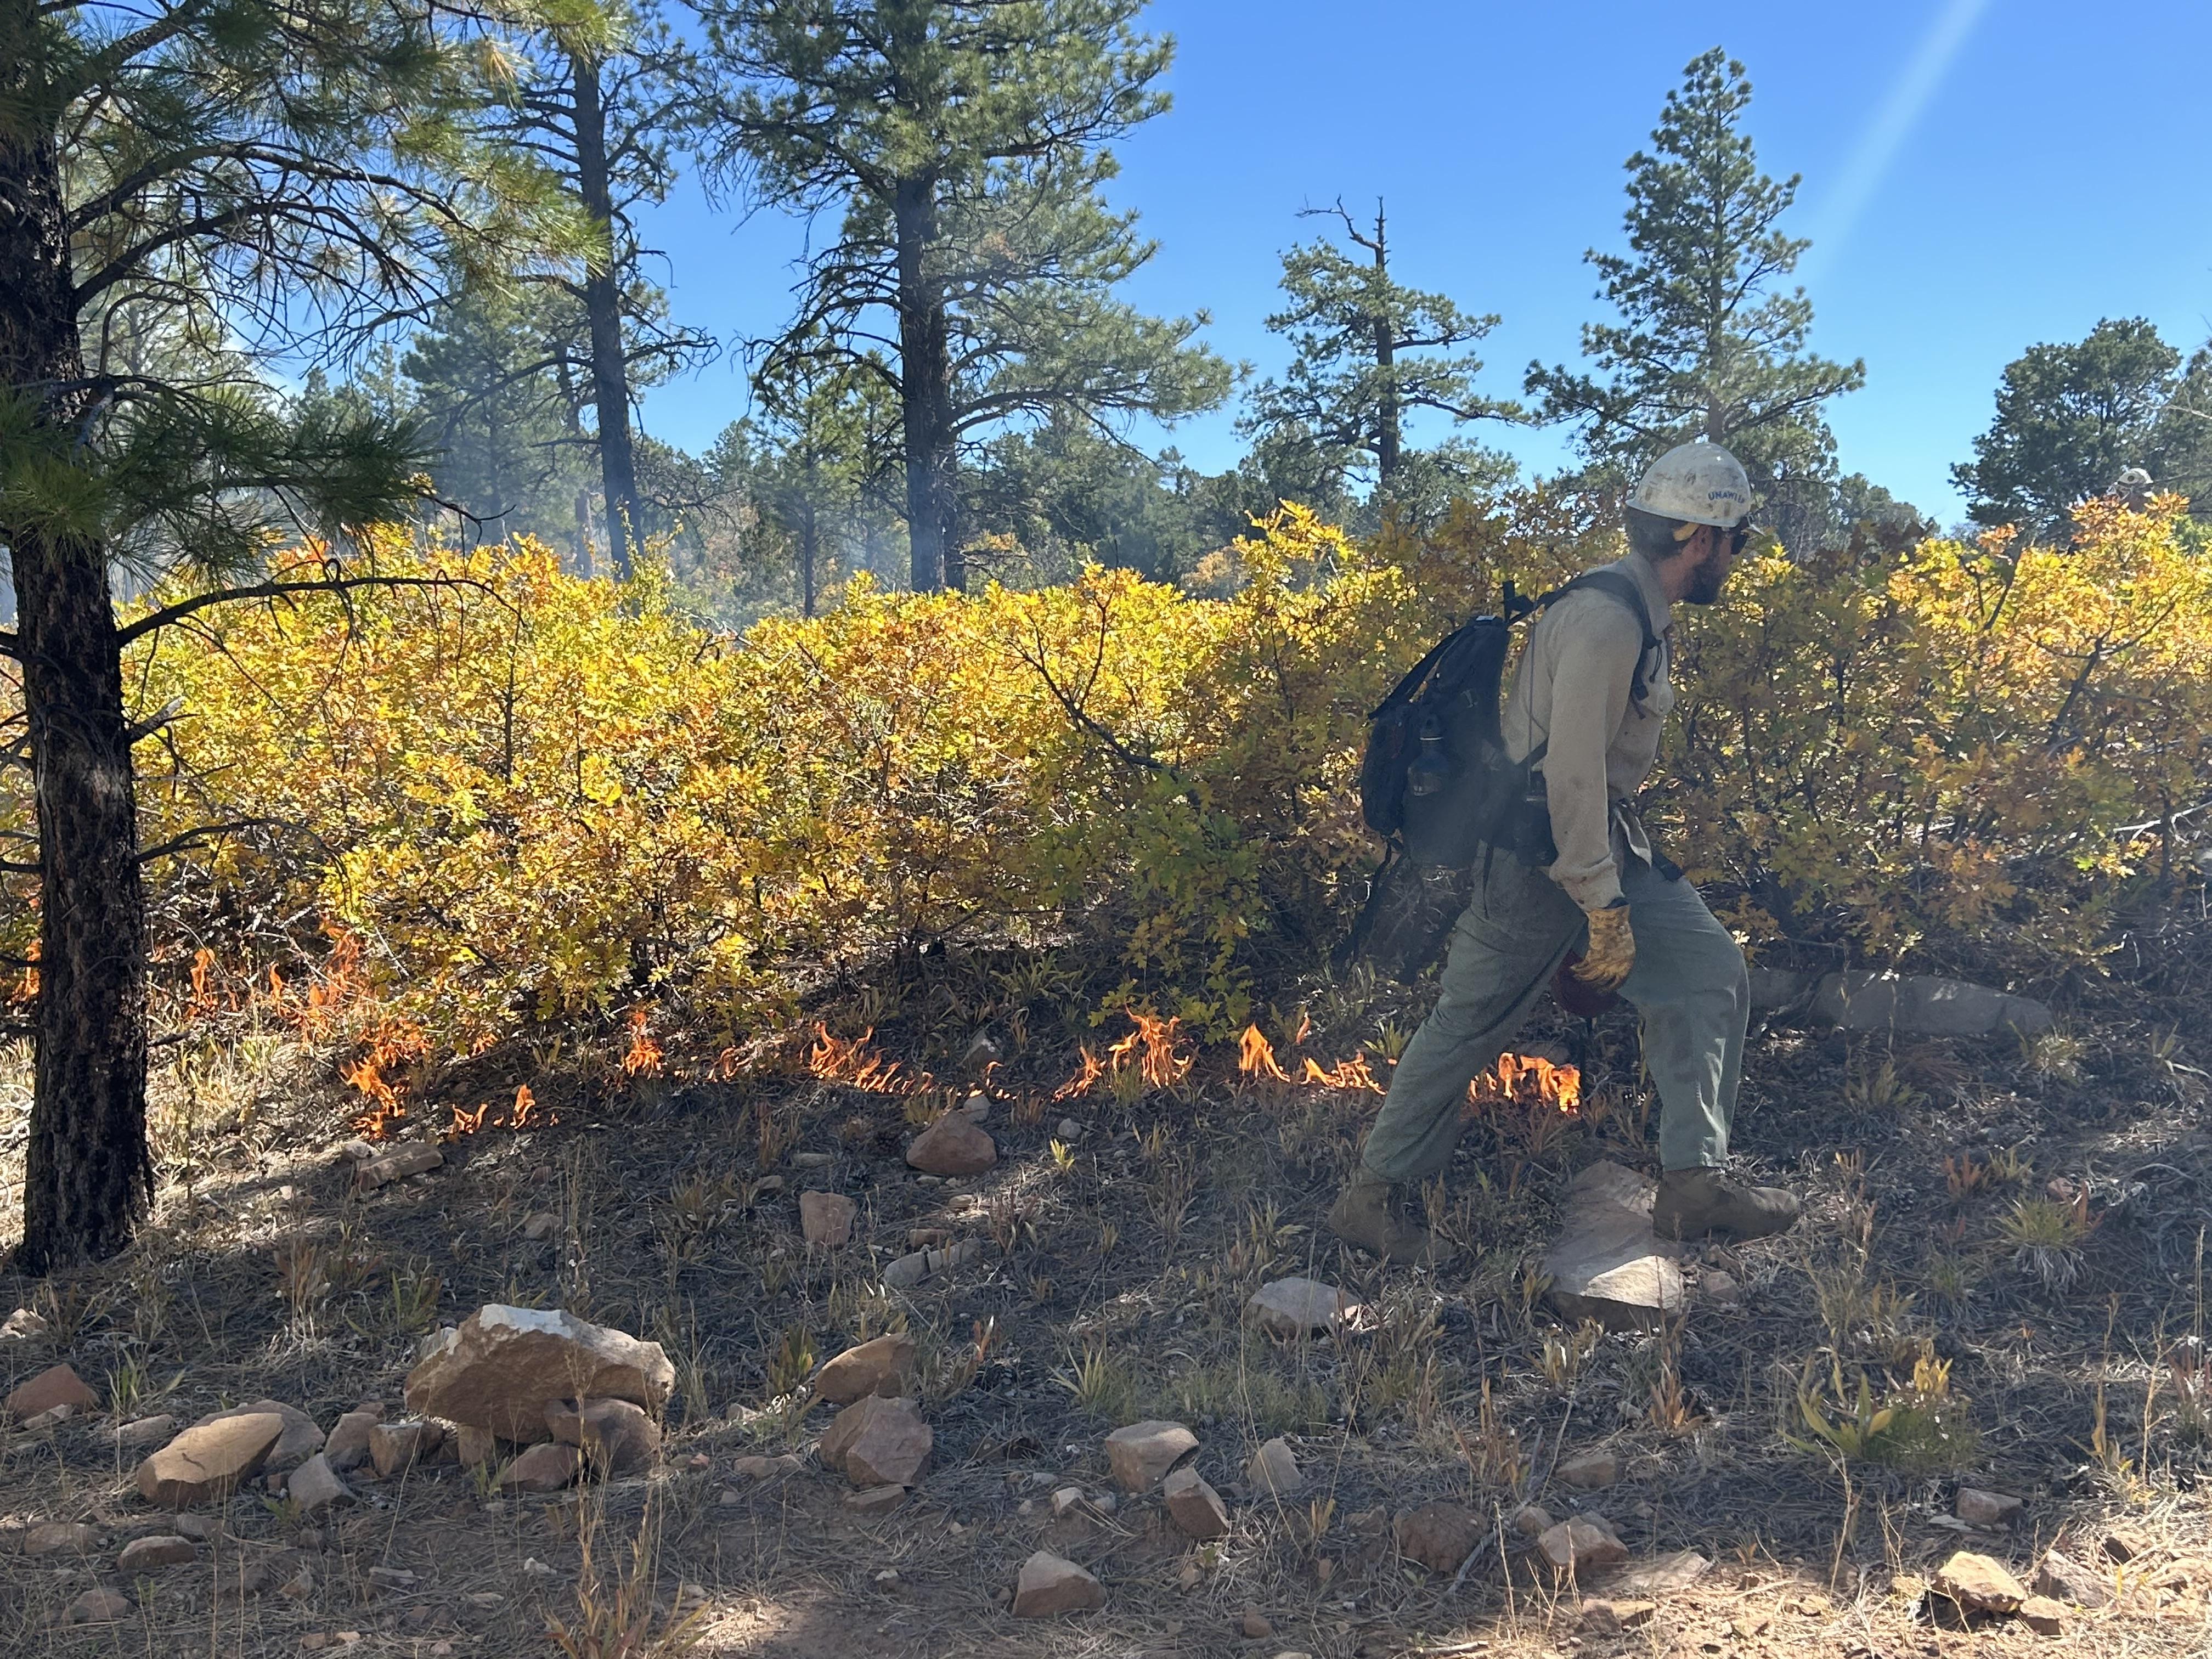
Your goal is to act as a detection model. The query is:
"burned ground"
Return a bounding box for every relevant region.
[4,930,2211,1658]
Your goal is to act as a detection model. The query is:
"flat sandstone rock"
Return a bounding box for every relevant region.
[1103,1420,1197,1492]
[1012,1551,1103,1617]
[405,1305,674,1443]
[1248,1278,1363,1338]
[137,1413,286,1508]
[812,1333,917,1404]
[904,1113,997,1176]
[1543,1162,1683,1333]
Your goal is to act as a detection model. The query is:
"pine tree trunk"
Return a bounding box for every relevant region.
[0,14,153,1270]
[573,50,641,581]
[800,475,819,619]
[1371,205,1400,482]
[893,172,960,591]
[573,488,596,578]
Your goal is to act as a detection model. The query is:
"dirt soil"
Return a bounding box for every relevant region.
[5,932,2212,1658]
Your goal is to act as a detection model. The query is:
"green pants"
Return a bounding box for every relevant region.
[1360,853,1747,1182]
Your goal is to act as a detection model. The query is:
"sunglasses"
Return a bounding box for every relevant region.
[1674,522,1758,554]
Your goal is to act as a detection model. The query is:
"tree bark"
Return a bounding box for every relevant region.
[1370,202,1400,483]
[0,1,153,1271]
[573,488,596,579]
[893,171,960,591]
[573,49,641,581]
[799,473,819,619]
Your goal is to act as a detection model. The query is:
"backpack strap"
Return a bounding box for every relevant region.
[1537,568,1662,708]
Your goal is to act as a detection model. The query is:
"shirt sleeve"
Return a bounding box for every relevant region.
[1537,598,1641,912]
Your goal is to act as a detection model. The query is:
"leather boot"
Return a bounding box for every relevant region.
[1653,1167,1801,1243]
[1325,1169,1435,1264]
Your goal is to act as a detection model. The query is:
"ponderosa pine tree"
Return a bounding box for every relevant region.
[743,351,898,615]
[1527,48,1863,538]
[493,1,710,577]
[1953,317,2182,537]
[1243,199,1518,511]
[693,0,1231,591]
[0,0,584,1271]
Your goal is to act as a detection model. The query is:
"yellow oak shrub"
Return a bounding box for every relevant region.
[2,492,2200,1062]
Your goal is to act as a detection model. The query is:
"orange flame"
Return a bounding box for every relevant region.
[1470,1052,1582,1114]
[1105,1009,1193,1090]
[342,1015,430,1140]
[1299,1053,1384,1093]
[267,927,368,1040]
[510,1084,546,1128]
[1052,1045,1105,1101]
[621,1008,665,1077]
[808,1024,929,1094]
[1238,1024,1292,1083]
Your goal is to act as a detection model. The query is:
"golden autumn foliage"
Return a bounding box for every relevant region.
[2,493,2202,1066]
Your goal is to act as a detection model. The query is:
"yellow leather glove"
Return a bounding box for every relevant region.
[1571,902,1635,991]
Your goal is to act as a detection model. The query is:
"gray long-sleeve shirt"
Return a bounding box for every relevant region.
[1501,551,1675,912]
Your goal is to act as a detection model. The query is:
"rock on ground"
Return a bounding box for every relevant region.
[137,1413,286,1508]
[5,1362,98,1420]
[1102,1420,1197,1492]
[812,1333,917,1404]
[118,1535,196,1571]
[1511,1504,1554,1538]
[0,1306,53,1344]
[731,1453,803,1479]
[194,1400,324,1472]
[881,1239,981,1289]
[799,1191,857,1246]
[1246,1437,1302,1495]
[455,1426,499,1470]
[2032,1549,2111,1608]
[1955,1487,2023,1527]
[1248,1278,1363,1339]
[1539,1516,1629,1575]
[497,1442,582,1493]
[114,1414,177,1450]
[904,1111,997,1176]
[522,1212,562,1241]
[2018,1595,2067,1635]
[844,1484,906,1516]
[1163,1467,1230,1539]
[323,1406,384,1473]
[1542,1163,1684,1332]
[1933,1551,2028,1615]
[1396,1503,1482,1573]
[1557,1449,1620,1490]
[1610,1549,1712,1595]
[288,1454,352,1514]
[545,1397,660,1475]
[368,1420,445,1479]
[1012,1551,1103,1617]
[820,1395,931,1487]
[355,1143,443,1188]
[66,1589,133,1624]
[404,1305,674,1442]
[1580,1599,1656,1635]
[24,1521,97,1555]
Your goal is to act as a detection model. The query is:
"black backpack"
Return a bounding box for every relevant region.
[1358,571,1659,869]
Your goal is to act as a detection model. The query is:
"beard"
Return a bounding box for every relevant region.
[1684,543,1733,606]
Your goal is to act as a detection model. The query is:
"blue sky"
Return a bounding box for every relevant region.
[634,0,2212,522]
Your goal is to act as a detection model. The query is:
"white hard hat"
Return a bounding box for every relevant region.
[1628,440,1753,529]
